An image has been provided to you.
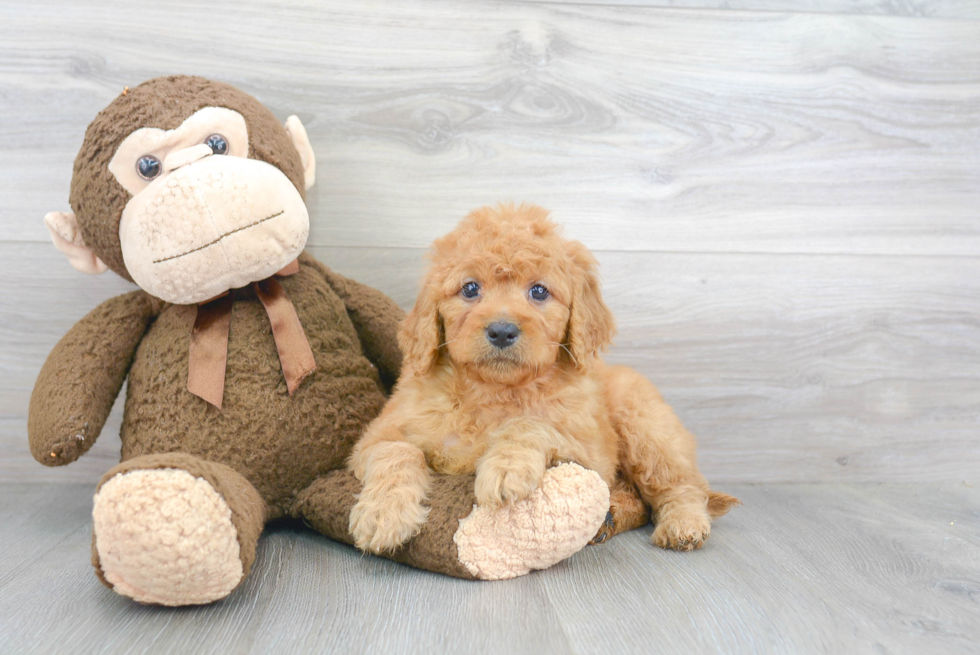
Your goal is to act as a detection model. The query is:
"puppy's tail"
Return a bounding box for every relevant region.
[707,491,741,518]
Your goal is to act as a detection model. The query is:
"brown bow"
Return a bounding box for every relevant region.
[187,259,316,409]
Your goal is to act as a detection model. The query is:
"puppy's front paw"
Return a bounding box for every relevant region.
[475,454,545,509]
[652,509,711,551]
[349,484,429,554]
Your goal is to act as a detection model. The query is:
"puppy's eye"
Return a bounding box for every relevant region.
[136,155,162,180]
[204,134,229,155]
[529,284,550,301]
[461,281,481,299]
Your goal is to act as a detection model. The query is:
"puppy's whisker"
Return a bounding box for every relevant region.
[549,341,578,365]
[438,338,458,348]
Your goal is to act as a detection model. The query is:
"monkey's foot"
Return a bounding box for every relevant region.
[453,462,610,580]
[92,468,244,606]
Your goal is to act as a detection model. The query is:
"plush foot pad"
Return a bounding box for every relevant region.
[93,468,244,606]
[453,462,610,580]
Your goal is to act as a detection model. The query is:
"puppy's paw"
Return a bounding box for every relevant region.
[475,454,545,509]
[653,509,712,551]
[349,484,430,554]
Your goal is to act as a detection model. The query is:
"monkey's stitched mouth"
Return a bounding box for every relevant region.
[153,210,284,264]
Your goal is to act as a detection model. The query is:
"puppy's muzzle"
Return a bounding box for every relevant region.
[486,321,520,349]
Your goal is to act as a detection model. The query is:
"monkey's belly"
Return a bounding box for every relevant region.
[120,300,387,515]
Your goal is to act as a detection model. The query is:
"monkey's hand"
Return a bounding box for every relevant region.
[29,290,160,466]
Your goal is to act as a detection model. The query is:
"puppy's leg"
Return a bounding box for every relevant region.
[604,365,737,551]
[349,433,431,554]
[589,477,650,545]
[474,418,578,509]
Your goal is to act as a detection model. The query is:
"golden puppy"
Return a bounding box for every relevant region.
[349,203,738,554]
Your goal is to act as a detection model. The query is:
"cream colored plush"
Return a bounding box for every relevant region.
[108,107,250,195]
[43,210,109,275]
[92,469,244,606]
[284,115,316,190]
[453,463,610,580]
[118,153,310,304]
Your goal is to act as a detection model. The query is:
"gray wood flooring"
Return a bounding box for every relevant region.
[1,482,978,655]
[2,0,978,653]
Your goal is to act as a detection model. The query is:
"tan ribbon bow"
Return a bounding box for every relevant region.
[187,259,316,409]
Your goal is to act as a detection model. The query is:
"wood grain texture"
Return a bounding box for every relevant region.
[525,0,980,20]
[2,3,978,653]
[2,1,979,255]
[4,243,977,484]
[1,482,977,654]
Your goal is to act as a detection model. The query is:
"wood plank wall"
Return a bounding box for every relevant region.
[1,0,977,484]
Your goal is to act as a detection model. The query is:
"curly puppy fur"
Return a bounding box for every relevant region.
[349,203,739,554]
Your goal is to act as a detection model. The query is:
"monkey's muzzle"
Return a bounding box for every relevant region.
[119,155,310,305]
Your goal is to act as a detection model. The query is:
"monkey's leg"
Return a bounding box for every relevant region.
[589,477,650,545]
[292,462,610,580]
[92,453,267,606]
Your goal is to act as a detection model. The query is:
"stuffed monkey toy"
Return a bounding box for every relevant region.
[29,76,615,606]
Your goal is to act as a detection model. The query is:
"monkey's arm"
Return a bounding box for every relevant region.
[29,290,162,466]
[300,252,404,391]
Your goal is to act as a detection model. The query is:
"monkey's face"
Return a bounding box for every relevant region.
[46,77,318,304]
[108,107,309,304]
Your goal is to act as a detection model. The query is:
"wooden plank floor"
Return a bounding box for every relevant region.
[1,482,977,655]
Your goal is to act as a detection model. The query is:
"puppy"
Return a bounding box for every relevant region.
[349,203,738,554]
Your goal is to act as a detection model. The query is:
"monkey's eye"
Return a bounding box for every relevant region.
[136,155,162,180]
[461,281,481,300]
[204,134,229,155]
[529,284,550,301]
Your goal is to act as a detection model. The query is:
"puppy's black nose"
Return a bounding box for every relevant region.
[486,322,520,349]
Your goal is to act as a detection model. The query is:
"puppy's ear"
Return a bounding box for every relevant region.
[398,279,443,377]
[565,241,616,368]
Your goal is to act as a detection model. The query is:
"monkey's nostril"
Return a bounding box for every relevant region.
[486,322,520,349]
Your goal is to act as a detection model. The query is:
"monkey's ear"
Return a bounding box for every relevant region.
[44,211,109,275]
[284,116,315,190]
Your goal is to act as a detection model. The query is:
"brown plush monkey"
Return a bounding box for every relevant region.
[30,76,613,606]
